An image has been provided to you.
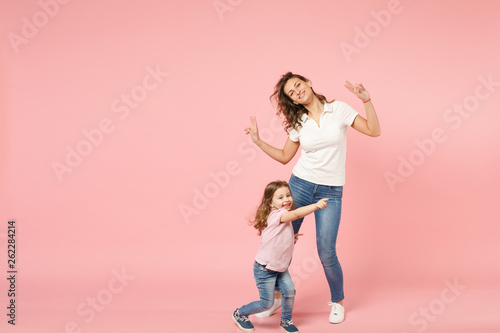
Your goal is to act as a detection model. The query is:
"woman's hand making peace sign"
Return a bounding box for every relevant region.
[244,116,261,144]
[344,81,371,102]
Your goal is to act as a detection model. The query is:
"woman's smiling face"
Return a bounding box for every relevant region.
[283,77,313,105]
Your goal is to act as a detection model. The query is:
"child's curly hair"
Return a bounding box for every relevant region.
[250,180,293,235]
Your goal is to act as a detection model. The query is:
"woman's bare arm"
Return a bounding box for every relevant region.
[244,116,300,164]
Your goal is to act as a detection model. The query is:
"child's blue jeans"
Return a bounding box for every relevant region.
[238,261,295,320]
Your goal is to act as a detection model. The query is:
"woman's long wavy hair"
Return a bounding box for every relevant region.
[270,72,333,133]
[250,180,294,235]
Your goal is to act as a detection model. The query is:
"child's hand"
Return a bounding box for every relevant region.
[315,198,329,210]
[294,233,304,244]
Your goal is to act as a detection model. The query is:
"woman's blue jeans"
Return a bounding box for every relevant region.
[238,262,295,320]
[289,174,344,302]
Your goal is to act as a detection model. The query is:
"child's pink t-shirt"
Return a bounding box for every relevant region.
[254,208,294,272]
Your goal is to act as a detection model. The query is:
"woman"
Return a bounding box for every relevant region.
[244,72,381,324]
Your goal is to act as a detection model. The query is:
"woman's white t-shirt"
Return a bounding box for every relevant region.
[288,101,358,186]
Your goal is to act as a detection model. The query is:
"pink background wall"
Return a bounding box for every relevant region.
[1,0,499,332]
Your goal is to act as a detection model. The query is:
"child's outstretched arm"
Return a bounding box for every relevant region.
[280,198,328,223]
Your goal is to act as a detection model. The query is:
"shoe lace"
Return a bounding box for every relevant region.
[327,302,342,314]
[237,312,250,322]
[281,319,293,327]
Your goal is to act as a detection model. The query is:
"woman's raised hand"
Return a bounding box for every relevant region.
[244,116,261,143]
[344,81,370,102]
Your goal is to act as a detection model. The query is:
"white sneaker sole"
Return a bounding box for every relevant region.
[329,316,344,324]
[281,326,300,333]
[232,316,255,331]
[255,300,281,318]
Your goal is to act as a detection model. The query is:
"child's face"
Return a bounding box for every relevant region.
[270,186,293,210]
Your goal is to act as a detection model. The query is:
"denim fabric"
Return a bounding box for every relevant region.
[288,174,344,302]
[238,262,295,320]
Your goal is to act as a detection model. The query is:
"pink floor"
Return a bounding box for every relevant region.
[4,284,499,332]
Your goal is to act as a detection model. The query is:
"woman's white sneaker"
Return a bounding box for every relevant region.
[327,302,344,323]
[255,297,282,318]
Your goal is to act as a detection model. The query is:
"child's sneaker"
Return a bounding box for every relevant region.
[255,297,282,317]
[280,319,299,333]
[232,309,255,331]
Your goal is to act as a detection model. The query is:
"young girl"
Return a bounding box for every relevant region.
[233,180,328,332]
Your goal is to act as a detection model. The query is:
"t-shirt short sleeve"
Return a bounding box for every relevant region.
[288,128,299,142]
[267,208,287,227]
[336,101,359,126]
